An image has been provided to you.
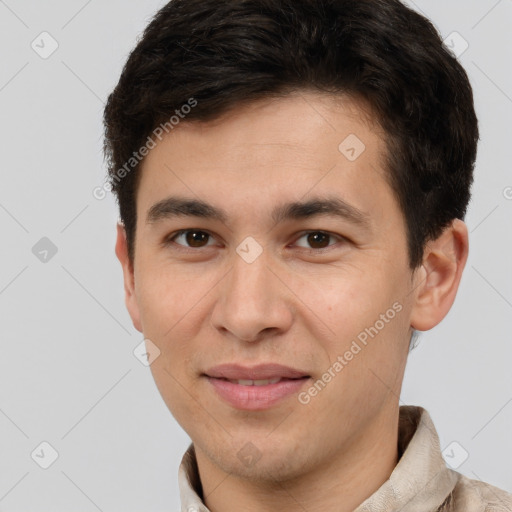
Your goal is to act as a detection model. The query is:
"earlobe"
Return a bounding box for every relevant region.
[410,219,469,332]
[115,222,143,333]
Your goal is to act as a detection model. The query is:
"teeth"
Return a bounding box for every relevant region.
[229,378,282,386]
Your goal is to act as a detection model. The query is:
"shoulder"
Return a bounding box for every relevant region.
[446,471,512,512]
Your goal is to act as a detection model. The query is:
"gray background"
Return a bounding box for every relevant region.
[0,0,511,510]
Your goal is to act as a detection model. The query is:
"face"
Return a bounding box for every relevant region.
[116,92,438,481]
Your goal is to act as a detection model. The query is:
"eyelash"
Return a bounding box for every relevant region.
[163,229,347,253]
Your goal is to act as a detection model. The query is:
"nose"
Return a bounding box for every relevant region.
[210,247,293,343]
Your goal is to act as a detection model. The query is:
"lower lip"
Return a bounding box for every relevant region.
[206,376,310,410]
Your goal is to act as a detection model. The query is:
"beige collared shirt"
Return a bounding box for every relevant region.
[178,405,512,512]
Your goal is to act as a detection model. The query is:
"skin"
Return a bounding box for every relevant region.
[115,91,468,512]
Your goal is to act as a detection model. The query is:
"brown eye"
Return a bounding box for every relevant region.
[295,231,341,250]
[306,232,330,249]
[168,230,214,248]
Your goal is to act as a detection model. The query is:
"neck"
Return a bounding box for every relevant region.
[194,406,400,512]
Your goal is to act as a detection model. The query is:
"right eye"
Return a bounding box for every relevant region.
[164,229,217,249]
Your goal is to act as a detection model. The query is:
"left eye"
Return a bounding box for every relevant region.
[294,231,342,250]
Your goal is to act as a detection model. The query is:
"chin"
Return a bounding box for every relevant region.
[205,435,313,483]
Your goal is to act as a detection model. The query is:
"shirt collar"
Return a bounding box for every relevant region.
[178,405,458,512]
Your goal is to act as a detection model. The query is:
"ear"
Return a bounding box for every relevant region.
[115,222,143,333]
[410,219,469,331]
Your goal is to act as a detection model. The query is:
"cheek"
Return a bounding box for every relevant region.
[299,266,409,371]
[294,266,395,330]
[135,262,210,336]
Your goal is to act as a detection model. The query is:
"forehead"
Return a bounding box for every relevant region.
[136,91,396,229]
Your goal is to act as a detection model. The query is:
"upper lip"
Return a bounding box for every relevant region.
[205,363,310,380]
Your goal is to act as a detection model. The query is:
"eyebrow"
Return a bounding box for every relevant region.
[146,195,372,230]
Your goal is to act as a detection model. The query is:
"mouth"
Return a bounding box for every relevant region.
[204,362,310,380]
[214,377,302,386]
[203,363,311,410]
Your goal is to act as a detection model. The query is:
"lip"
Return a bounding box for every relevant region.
[205,363,309,380]
[204,364,311,411]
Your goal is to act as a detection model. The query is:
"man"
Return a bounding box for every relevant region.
[103,0,512,510]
